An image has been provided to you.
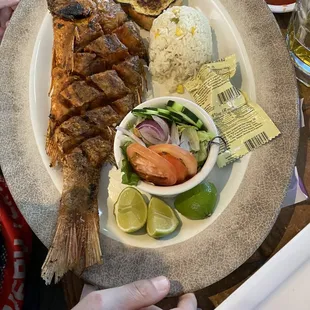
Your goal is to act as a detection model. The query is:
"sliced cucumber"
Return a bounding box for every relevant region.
[132,108,173,121]
[132,108,156,115]
[146,107,175,121]
[167,107,203,129]
[166,101,203,129]
[132,102,204,129]
[169,111,183,122]
[143,107,157,111]
[167,100,183,112]
[155,108,172,117]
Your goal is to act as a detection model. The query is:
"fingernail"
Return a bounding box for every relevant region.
[151,276,169,292]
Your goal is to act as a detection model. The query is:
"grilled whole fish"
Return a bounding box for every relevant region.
[42,0,146,284]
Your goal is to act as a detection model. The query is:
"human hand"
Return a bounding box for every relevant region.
[72,276,198,310]
[0,0,19,42]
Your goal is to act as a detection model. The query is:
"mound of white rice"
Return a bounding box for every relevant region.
[149,6,212,92]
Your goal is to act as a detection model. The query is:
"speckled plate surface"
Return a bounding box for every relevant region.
[0,0,299,295]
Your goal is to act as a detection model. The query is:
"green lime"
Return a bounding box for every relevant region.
[147,197,179,239]
[114,187,147,233]
[174,182,218,220]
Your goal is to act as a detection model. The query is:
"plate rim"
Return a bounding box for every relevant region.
[0,0,299,294]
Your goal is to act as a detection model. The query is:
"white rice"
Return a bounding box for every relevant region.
[149,6,212,92]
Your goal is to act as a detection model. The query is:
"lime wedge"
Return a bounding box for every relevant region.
[114,187,147,233]
[175,182,218,220]
[147,197,179,238]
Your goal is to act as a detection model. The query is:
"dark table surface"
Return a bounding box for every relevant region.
[26,12,310,310]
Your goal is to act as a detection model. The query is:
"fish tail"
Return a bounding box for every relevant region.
[41,207,102,284]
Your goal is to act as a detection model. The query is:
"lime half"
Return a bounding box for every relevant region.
[175,182,218,220]
[147,197,179,239]
[114,187,147,233]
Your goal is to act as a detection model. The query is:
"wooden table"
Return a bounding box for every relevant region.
[62,12,310,309]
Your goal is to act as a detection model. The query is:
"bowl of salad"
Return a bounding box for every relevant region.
[114,97,220,197]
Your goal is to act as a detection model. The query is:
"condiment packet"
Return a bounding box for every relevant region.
[185,55,281,168]
[207,54,237,79]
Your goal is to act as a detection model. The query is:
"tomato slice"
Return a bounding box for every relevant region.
[158,153,188,184]
[149,144,198,177]
[126,143,177,186]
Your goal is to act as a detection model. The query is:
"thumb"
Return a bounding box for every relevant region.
[75,276,170,310]
[103,276,170,309]
[0,0,19,10]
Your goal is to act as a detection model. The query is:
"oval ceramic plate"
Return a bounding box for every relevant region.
[29,2,254,249]
[268,3,296,13]
[0,0,299,294]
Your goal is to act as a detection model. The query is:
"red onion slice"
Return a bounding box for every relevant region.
[116,126,146,147]
[136,120,166,141]
[152,116,170,140]
[138,127,163,145]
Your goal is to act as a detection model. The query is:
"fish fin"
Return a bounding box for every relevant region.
[106,152,117,167]
[48,47,56,97]
[46,137,58,167]
[41,210,102,284]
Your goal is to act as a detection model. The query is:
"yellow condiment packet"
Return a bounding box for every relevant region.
[185,56,281,168]
[207,54,237,80]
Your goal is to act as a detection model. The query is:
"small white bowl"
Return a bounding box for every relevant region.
[113,96,219,197]
[268,3,295,13]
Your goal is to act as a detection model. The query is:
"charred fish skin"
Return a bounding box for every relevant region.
[47,0,96,20]
[42,0,146,284]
